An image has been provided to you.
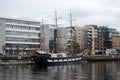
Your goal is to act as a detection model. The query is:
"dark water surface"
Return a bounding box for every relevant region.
[0,61,120,80]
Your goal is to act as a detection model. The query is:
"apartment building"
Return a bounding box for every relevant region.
[98,26,111,51]
[0,17,41,55]
[76,25,98,54]
[75,27,85,50]
[112,36,120,49]
[98,26,119,51]
[76,25,120,54]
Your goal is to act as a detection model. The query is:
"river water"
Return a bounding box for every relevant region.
[0,61,120,80]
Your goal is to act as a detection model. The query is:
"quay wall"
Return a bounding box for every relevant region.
[0,56,32,61]
[83,55,120,61]
[1,55,120,62]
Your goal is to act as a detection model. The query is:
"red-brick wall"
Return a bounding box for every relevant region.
[112,36,120,49]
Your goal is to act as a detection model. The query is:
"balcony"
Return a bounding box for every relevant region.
[6,35,40,39]
[6,28,40,33]
[6,22,40,28]
[5,47,39,50]
[68,38,76,41]
[6,41,40,45]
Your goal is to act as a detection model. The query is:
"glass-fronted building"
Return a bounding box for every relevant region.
[0,17,41,55]
[98,26,119,51]
[40,24,56,53]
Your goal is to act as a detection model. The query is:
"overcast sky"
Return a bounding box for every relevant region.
[0,0,120,30]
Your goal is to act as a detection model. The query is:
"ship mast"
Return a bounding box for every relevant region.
[54,11,58,53]
[41,18,45,51]
[69,12,74,54]
[70,12,73,27]
[70,12,73,39]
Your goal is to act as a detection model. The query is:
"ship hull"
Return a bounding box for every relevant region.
[32,55,82,65]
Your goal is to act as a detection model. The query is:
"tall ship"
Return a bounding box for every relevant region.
[31,12,82,65]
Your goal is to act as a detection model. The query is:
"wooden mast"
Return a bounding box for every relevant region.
[70,12,73,39]
[41,18,45,51]
[69,11,74,55]
[54,11,58,53]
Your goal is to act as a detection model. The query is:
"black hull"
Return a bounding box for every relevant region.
[32,55,82,66]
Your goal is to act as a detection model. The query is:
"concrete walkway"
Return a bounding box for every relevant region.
[0,61,34,66]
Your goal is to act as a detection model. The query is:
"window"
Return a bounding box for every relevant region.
[6,25,13,29]
[6,31,39,37]
[13,25,22,29]
[22,26,29,30]
[6,44,40,48]
[114,42,116,44]
[6,37,40,42]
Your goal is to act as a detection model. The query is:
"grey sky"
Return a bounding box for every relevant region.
[0,0,120,30]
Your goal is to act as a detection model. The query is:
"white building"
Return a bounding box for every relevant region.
[0,17,41,55]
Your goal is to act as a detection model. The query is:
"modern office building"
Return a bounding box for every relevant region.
[66,27,76,46]
[41,25,77,53]
[40,24,56,53]
[57,27,68,52]
[0,17,41,55]
[57,26,76,52]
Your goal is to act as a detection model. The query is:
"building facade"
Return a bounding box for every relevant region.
[57,27,76,52]
[112,36,120,49]
[40,24,56,53]
[41,25,77,53]
[0,17,41,55]
[98,26,119,52]
[76,25,120,54]
[76,25,98,54]
[75,27,85,50]
[98,26,111,51]
[57,27,68,52]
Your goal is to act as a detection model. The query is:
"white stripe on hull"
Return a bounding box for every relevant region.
[47,57,81,63]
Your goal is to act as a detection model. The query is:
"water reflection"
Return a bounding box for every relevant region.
[32,63,88,80]
[0,65,33,80]
[31,62,119,80]
[0,62,120,80]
